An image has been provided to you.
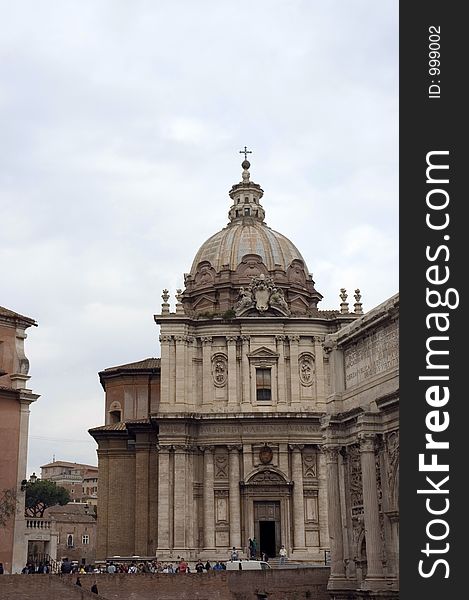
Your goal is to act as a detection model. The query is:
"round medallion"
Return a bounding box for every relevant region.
[259,445,273,464]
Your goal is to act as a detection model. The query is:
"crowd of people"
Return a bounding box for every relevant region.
[17,544,287,579]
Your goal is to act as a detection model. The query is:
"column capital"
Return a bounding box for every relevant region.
[173,444,188,453]
[289,443,305,452]
[288,334,300,343]
[156,444,172,453]
[320,444,341,463]
[185,335,195,344]
[174,335,186,343]
[241,335,250,343]
[159,335,173,344]
[200,336,213,345]
[226,335,238,344]
[227,444,243,453]
[358,432,377,453]
[199,444,215,453]
[275,334,286,342]
[314,335,326,343]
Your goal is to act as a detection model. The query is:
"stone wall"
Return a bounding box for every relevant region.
[0,569,330,600]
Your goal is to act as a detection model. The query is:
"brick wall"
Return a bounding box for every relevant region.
[0,569,330,600]
[0,575,106,600]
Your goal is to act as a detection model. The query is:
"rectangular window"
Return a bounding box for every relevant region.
[256,368,271,401]
[82,534,89,545]
[67,534,74,548]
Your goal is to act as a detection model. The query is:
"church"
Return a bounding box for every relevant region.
[90,156,399,598]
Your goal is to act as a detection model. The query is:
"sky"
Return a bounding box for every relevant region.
[0,0,398,476]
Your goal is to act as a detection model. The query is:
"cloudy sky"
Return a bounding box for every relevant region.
[0,1,398,475]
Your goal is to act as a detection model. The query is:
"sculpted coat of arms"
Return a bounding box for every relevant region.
[234,274,290,316]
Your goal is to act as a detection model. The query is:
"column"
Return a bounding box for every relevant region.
[313,336,326,407]
[175,336,186,404]
[359,433,385,582]
[276,335,287,405]
[159,335,172,405]
[134,436,151,555]
[323,445,346,580]
[227,336,238,405]
[241,335,250,404]
[288,335,300,405]
[202,446,215,549]
[185,336,195,408]
[157,446,171,550]
[228,445,242,548]
[173,445,187,549]
[290,444,306,550]
[202,337,213,408]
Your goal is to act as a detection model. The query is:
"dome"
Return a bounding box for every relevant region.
[190,221,309,275]
[182,156,322,316]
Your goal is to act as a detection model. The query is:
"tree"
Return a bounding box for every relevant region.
[0,488,18,527]
[25,479,71,517]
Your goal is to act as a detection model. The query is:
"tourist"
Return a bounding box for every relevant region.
[279,544,287,566]
[213,561,223,571]
[230,547,239,561]
[252,537,258,558]
[204,560,211,571]
[75,577,82,587]
[195,559,204,573]
[107,562,116,574]
[91,582,99,594]
[0,562,3,574]
[178,557,188,573]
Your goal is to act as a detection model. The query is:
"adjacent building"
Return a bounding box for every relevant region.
[0,306,39,574]
[40,461,98,506]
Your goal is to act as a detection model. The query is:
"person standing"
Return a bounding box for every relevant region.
[230,547,239,561]
[252,537,258,559]
[91,582,98,594]
[279,544,288,566]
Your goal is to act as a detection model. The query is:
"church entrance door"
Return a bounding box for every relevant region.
[254,501,280,560]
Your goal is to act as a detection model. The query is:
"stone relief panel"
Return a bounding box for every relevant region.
[348,444,363,514]
[344,321,399,388]
[215,452,228,480]
[385,430,399,507]
[304,490,319,523]
[215,490,229,524]
[302,449,318,479]
[299,353,315,386]
[211,353,228,387]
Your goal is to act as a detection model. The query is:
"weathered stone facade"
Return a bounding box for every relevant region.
[89,160,399,599]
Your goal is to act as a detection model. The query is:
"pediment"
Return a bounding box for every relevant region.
[192,294,216,309]
[247,346,279,359]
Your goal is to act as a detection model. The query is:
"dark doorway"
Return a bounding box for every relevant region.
[259,521,276,560]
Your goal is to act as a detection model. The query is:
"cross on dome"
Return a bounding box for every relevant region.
[239,145,252,161]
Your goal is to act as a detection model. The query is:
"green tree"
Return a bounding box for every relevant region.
[0,488,18,527]
[25,480,71,517]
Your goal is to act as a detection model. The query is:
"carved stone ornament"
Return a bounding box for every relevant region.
[234,274,290,317]
[212,354,228,387]
[299,354,314,386]
[259,445,273,465]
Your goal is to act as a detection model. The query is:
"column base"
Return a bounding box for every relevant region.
[327,577,351,591]
[361,575,392,592]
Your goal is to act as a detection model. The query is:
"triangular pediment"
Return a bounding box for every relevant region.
[247,346,279,359]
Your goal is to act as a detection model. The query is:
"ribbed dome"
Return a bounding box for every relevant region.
[190,220,308,275]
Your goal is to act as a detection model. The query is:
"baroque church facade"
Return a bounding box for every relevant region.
[90,159,399,598]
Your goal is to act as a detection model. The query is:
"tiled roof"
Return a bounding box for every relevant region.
[0,306,37,325]
[102,358,160,373]
[41,460,98,469]
[88,418,151,433]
